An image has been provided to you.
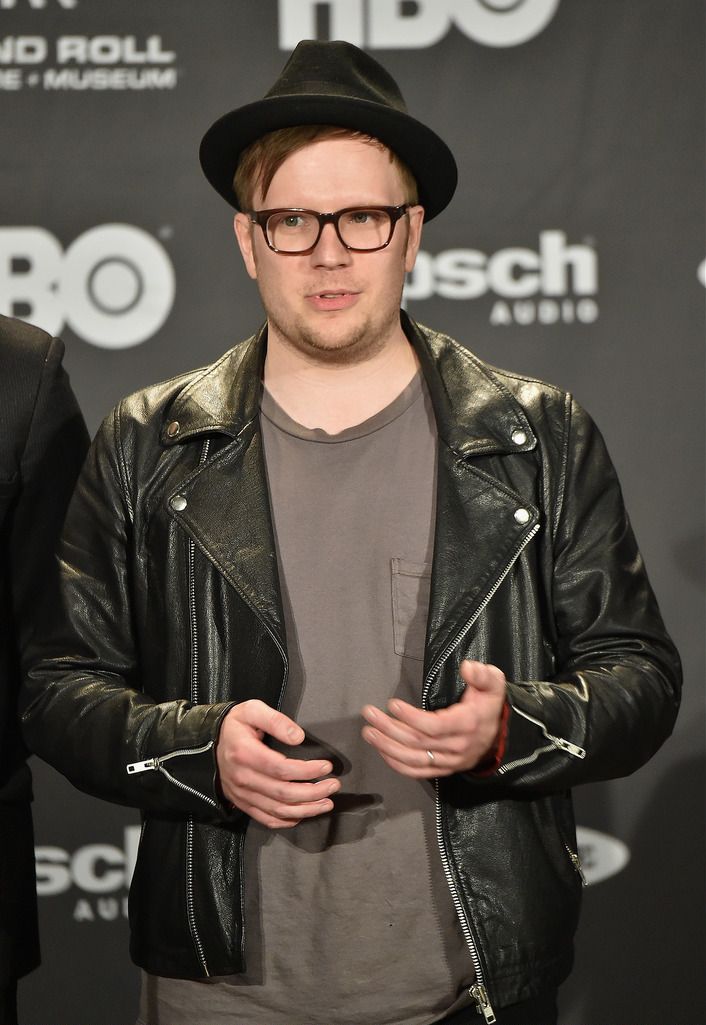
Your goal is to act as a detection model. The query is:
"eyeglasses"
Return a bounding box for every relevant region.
[248,204,411,255]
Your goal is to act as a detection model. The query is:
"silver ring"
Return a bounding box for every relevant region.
[426,749,435,763]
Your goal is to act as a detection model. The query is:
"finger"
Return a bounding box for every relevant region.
[366,697,475,746]
[232,789,336,822]
[223,767,340,807]
[226,772,338,822]
[235,736,335,782]
[229,699,306,746]
[361,704,430,747]
[362,725,447,770]
[384,698,456,739]
[219,720,334,781]
[459,659,506,694]
[232,792,333,830]
[374,748,448,779]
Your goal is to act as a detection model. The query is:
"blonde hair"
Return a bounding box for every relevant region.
[233,125,419,209]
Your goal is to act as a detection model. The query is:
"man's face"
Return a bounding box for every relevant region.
[234,136,424,365]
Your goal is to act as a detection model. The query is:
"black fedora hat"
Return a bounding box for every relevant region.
[199,39,457,222]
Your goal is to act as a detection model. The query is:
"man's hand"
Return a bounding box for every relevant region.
[361,660,507,778]
[216,700,340,828]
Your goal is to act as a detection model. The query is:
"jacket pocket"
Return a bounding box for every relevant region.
[537,794,586,889]
[391,558,431,660]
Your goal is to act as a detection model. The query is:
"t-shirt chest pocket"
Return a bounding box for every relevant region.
[391,558,432,661]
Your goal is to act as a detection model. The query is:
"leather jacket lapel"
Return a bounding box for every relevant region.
[168,424,286,656]
[403,316,541,691]
[425,443,539,690]
[163,326,286,652]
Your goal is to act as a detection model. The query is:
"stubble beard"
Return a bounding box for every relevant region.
[267,302,402,367]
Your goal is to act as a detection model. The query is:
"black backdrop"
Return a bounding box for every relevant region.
[1,2,704,1022]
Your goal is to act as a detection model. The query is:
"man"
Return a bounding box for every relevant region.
[0,315,88,1025]
[22,40,680,1025]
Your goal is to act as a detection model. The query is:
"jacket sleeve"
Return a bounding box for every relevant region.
[486,396,681,790]
[21,403,236,821]
[8,337,89,665]
[1,335,89,805]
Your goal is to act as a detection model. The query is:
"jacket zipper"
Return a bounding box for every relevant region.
[172,423,291,971]
[422,521,540,1024]
[497,705,586,775]
[126,740,218,798]
[200,422,291,971]
[470,985,495,1024]
[126,449,218,974]
[237,640,289,969]
[565,844,587,885]
[186,439,212,975]
[432,783,495,1023]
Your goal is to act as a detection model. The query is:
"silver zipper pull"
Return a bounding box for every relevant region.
[126,758,159,774]
[551,736,586,759]
[568,848,588,886]
[471,984,497,1023]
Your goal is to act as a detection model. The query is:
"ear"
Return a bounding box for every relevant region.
[404,205,425,273]
[234,212,258,280]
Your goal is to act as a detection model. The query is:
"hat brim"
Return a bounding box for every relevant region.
[199,94,457,222]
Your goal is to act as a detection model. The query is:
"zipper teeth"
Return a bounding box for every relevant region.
[497,742,555,775]
[189,534,199,705]
[498,704,586,771]
[235,658,290,971]
[231,634,287,974]
[186,438,212,977]
[434,780,484,976]
[186,818,209,974]
[423,523,541,698]
[237,831,248,964]
[189,436,211,707]
[237,589,290,969]
[157,742,214,763]
[217,476,289,960]
[158,763,218,807]
[422,521,540,1012]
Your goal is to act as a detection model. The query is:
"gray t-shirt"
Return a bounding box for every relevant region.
[138,374,475,1025]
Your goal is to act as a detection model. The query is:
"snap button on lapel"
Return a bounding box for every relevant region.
[514,508,530,525]
[166,420,180,439]
[170,495,187,512]
[511,430,527,446]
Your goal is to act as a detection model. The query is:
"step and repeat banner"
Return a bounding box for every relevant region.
[1,2,704,1023]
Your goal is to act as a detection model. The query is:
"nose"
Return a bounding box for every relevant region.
[310,221,352,267]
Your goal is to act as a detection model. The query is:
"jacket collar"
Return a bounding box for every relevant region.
[162,323,267,445]
[402,313,536,457]
[162,313,536,456]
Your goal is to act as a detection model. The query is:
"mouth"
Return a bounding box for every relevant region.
[306,290,360,311]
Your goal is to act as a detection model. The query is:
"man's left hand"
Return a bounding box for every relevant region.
[361,659,507,777]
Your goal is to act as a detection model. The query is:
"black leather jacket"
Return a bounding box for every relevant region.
[22,315,680,1015]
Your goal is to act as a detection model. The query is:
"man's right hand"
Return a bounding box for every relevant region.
[215,700,340,828]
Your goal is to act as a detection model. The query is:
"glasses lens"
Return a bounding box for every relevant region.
[266,211,320,253]
[338,209,393,250]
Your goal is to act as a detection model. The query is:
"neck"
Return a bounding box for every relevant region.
[263,323,419,433]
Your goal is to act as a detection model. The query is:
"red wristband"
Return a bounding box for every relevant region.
[472,700,510,776]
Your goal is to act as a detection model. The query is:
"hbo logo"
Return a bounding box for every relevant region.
[279,0,562,49]
[0,225,175,349]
